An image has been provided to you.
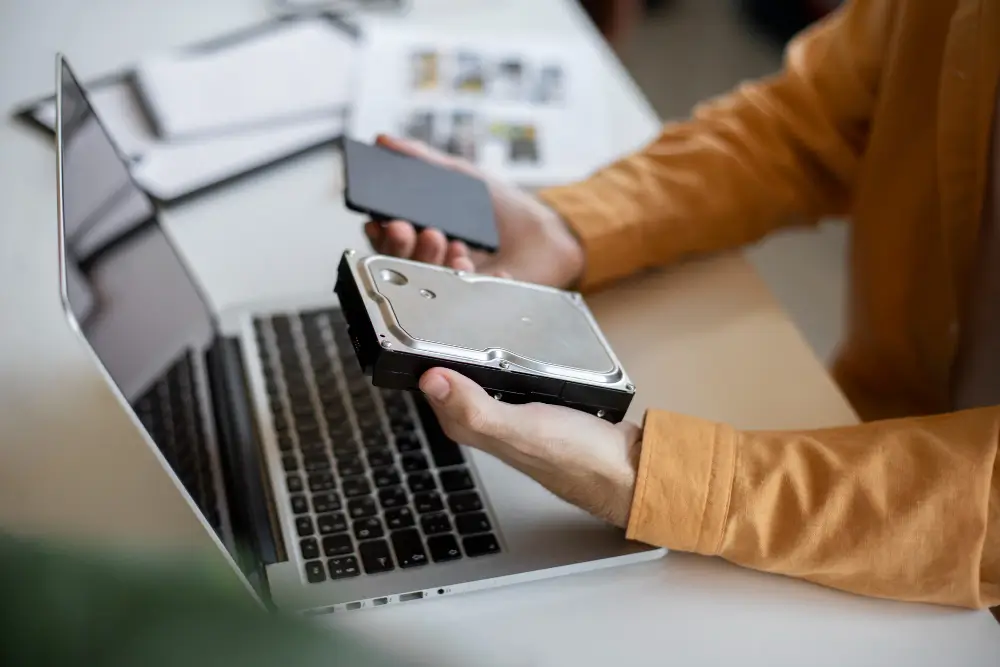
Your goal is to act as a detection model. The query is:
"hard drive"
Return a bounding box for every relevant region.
[334,250,635,422]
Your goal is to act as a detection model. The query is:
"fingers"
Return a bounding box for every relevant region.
[412,228,448,265]
[379,220,417,257]
[444,240,475,272]
[418,368,512,444]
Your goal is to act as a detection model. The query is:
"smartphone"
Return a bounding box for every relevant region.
[341,137,500,253]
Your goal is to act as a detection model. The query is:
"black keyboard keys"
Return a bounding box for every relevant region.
[305,560,326,583]
[322,534,354,557]
[311,492,341,513]
[353,517,385,541]
[427,534,463,563]
[359,539,395,574]
[342,476,371,498]
[390,529,428,568]
[420,513,451,535]
[401,452,429,473]
[394,433,422,453]
[415,397,465,467]
[337,455,365,478]
[348,496,377,519]
[372,466,401,488]
[290,494,309,514]
[384,507,416,530]
[308,472,336,492]
[317,512,348,535]
[378,486,407,510]
[407,472,436,494]
[282,455,299,472]
[440,468,474,493]
[295,516,314,537]
[303,452,331,472]
[286,475,303,493]
[367,448,394,468]
[463,533,501,557]
[455,512,491,535]
[448,491,483,514]
[328,555,361,579]
[300,538,320,560]
[414,491,444,514]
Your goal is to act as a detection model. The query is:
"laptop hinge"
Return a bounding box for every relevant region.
[206,335,284,604]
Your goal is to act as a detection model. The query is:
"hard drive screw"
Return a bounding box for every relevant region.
[455,269,467,276]
[346,249,356,256]
[493,393,502,401]
[625,383,635,392]
[597,409,606,418]
[380,340,392,349]
[498,360,510,370]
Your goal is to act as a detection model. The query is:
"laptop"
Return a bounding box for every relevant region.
[54,55,661,614]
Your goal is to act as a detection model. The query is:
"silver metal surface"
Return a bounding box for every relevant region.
[346,253,633,389]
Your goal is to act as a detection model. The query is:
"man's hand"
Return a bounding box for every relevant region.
[418,368,642,528]
[364,135,586,289]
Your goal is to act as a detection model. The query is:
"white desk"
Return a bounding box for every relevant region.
[0,1,997,665]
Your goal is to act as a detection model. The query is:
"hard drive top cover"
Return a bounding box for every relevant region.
[355,255,627,386]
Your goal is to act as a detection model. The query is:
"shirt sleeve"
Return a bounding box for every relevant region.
[537,0,891,291]
[628,408,1000,608]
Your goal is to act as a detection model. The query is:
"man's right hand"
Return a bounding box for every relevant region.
[363,135,586,289]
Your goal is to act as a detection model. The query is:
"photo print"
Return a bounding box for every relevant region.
[410,50,440,91]
[401,109,436,144]
[532,64,565,104]
[453,51,486,93]
[442,110,479,161]
[493,59,525,101]
[489,121,540,165]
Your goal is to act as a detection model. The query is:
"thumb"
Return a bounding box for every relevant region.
[418,368,510,441]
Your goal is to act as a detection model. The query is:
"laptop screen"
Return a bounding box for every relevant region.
[58,60,215,403]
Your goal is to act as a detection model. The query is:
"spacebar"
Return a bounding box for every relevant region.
[414,397,465,467]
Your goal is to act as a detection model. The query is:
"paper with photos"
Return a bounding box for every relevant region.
[349,22,614,187]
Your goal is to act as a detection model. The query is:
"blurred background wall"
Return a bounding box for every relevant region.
[583,0,848,364]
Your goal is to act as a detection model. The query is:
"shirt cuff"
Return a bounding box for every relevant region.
[538,179,650,292]
[626,409,739,555]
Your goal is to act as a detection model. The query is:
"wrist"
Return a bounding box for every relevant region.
[540,206,586,289]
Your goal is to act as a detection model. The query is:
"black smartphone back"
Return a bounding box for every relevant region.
[342,137,500,252]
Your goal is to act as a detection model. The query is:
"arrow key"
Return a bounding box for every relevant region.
[427,534,463,563]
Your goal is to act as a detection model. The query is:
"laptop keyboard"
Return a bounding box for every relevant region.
[133,350,221,532]
[254,308,501,584]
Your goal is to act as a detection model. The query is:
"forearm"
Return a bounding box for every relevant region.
[630,408,1000,608]
[539,0,888,291]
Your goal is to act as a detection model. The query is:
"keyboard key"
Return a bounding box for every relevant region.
[337,455,365,477]
[286,475,303,493]
[276,433,294,452]
[292,401,316,419]
[362,432,389,450]
[455,512,492,535]
[290,494,309,514]
[322,534,354,557]
[305,560,326,583]
[296,421,321,439]
[327,555,361,579]
[298,438,326,455]
[427,534,463,563]
[390,529,428,568]
[420,512,452,535]
[384,507,416,530]
[415,398,465,467]
[394,434,422,453]
[303,452,331,472]
[463,533,501,557]
[389,413,415,431]
[378,485,407,510]
[348,497,377,519]
[307,472,336,492]
[372,466,401,488]
[300,538,320,560]
[342,476,371,498]
[356,412,381,432]
[295,516,314,537]
[359,539,395,574]
[311,492,341,513]
[407,472,436,494]
[282,455,299,472]
[401,453,429,473]
[448,491,483,514]
[414,491,444,514]
[317,512,348,535]
[353,517,385,541]
[367,448,394,468]
[440,468,474,493]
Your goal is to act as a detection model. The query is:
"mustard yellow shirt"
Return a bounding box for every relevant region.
[540,0,1000,609]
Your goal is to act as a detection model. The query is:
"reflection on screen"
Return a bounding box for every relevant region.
[59,62,214,402]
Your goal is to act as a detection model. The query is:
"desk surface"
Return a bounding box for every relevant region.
[1,0,997,664]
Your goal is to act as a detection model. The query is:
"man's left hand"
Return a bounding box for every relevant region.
[418,368,642,528]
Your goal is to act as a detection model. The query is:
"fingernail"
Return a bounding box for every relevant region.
[420,373,450,401]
